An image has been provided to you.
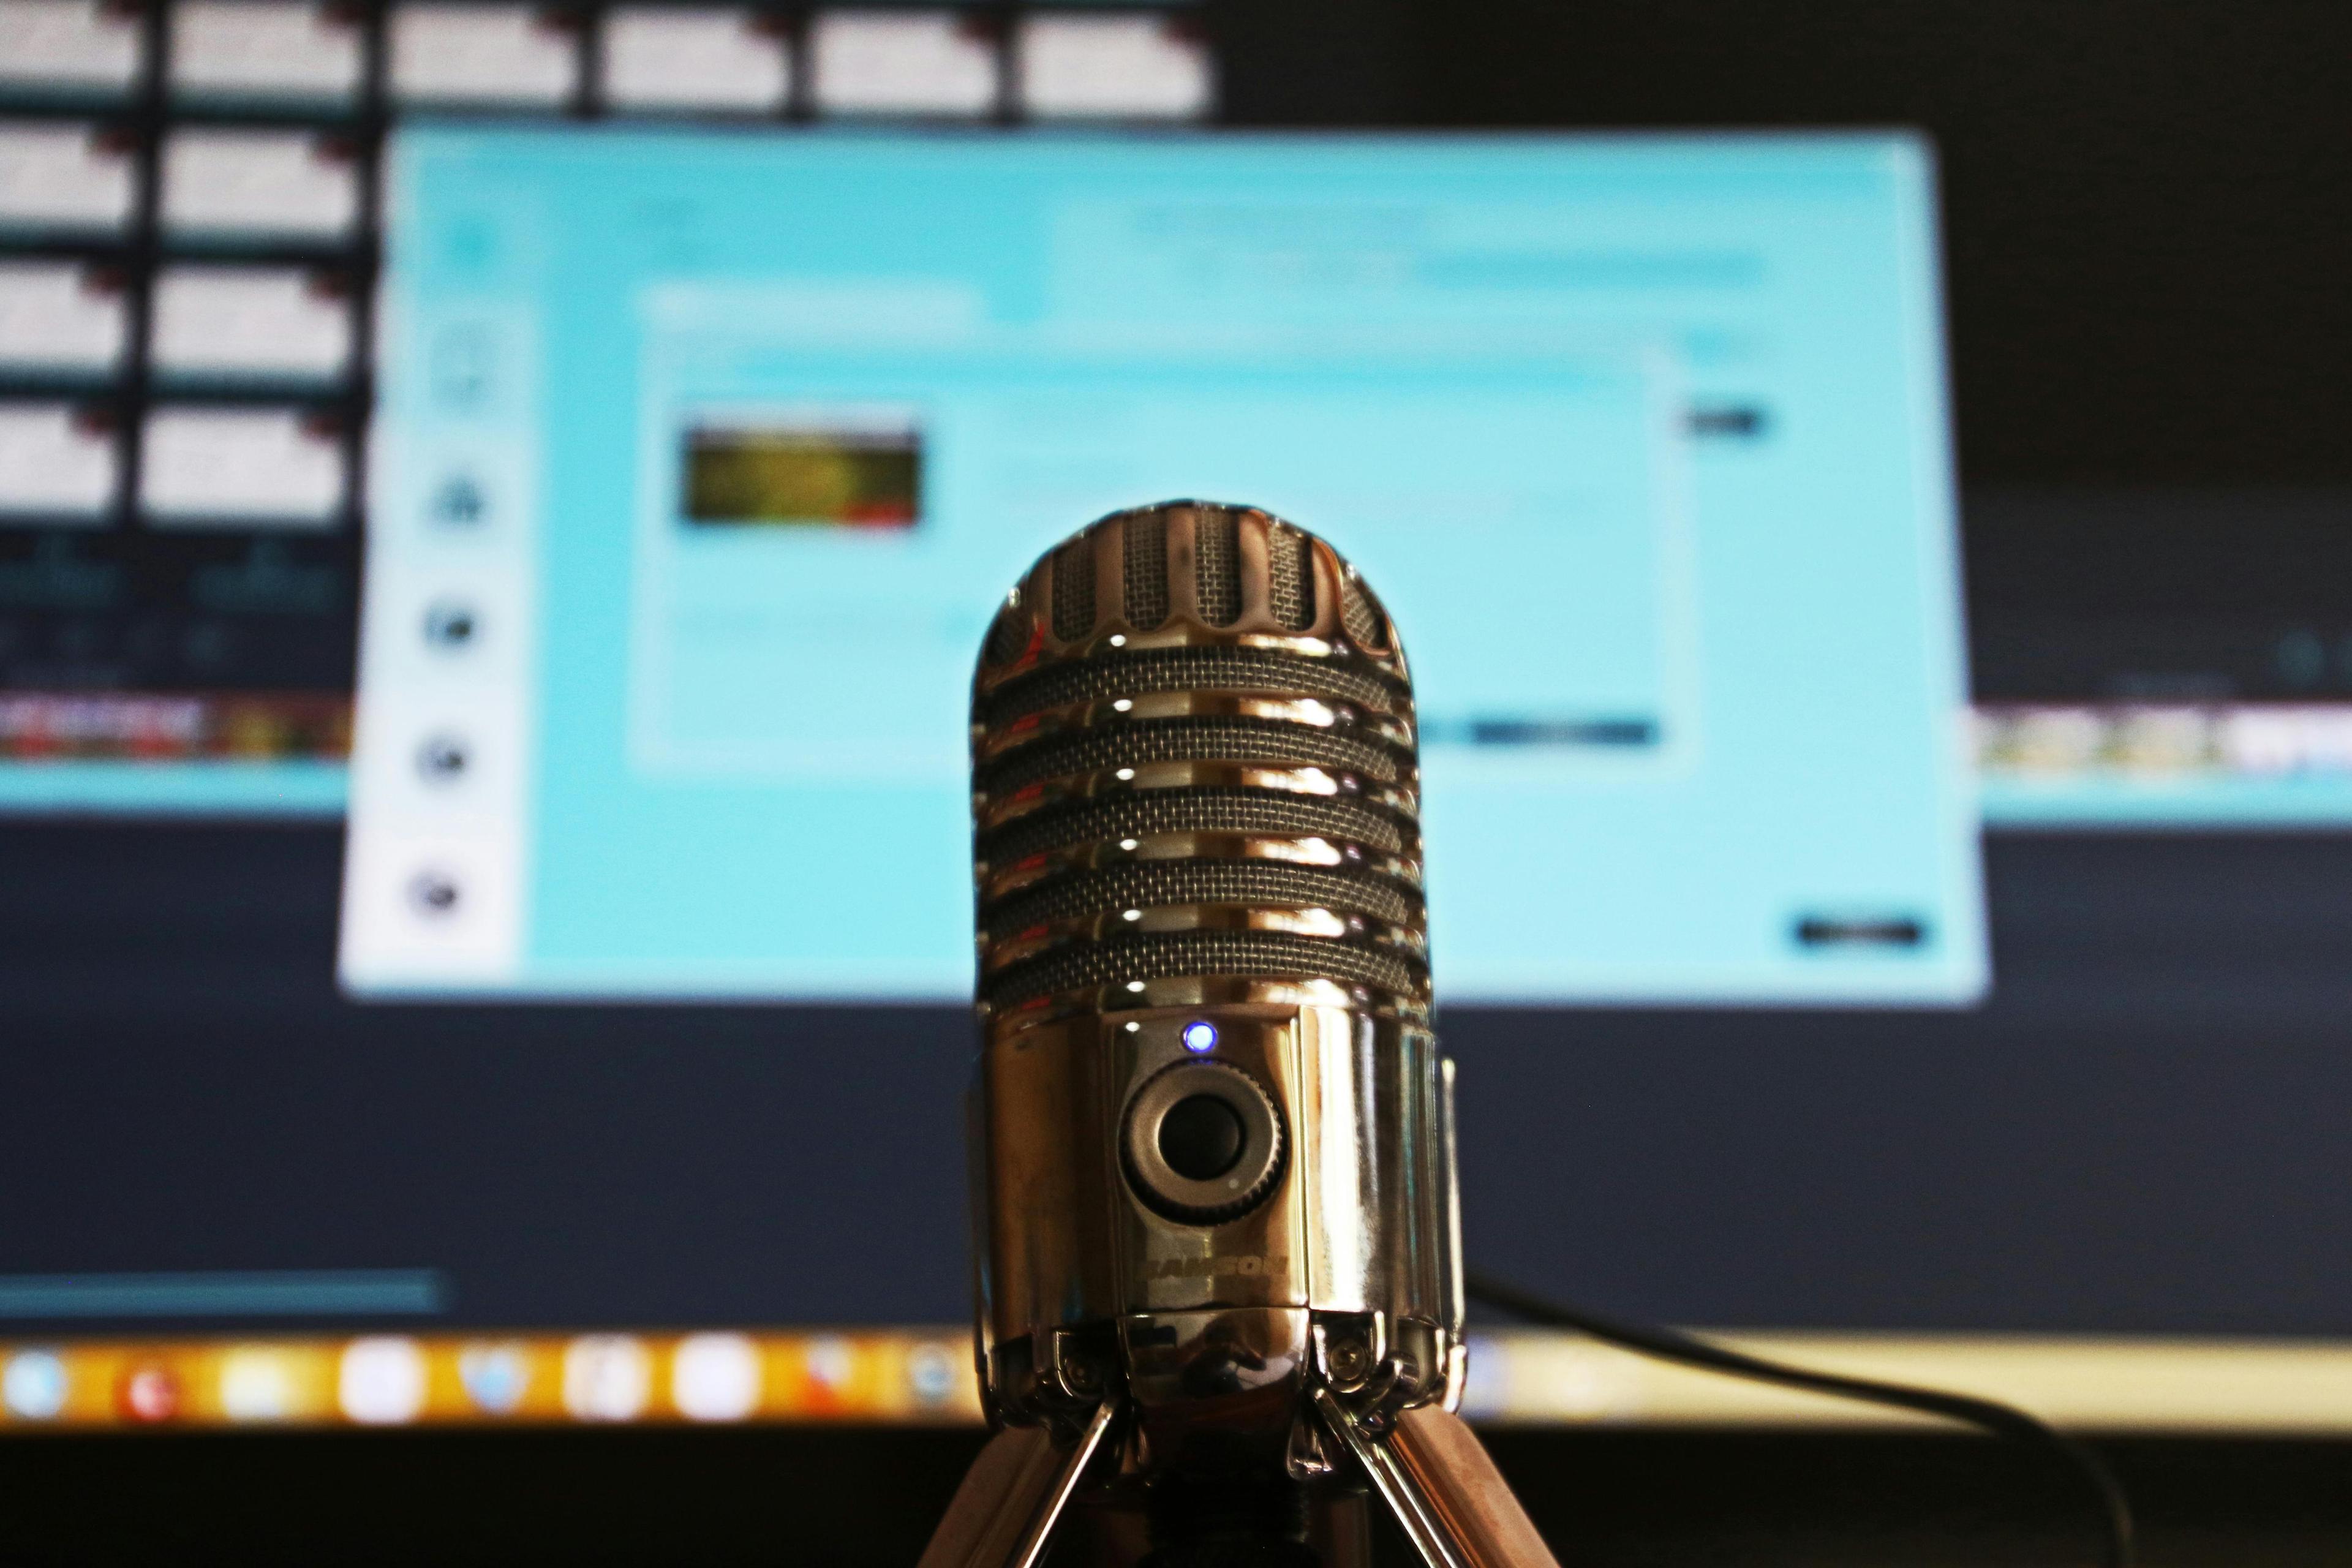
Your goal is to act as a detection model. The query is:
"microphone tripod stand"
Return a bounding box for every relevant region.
[919,1308,1558,1568]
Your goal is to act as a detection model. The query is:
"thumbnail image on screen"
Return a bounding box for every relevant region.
[342,128,1983,1005]
[681,410,924,530]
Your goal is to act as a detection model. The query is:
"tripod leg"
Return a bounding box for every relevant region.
[918,1401,1118,1568]
[1384,1406,1559,1568]
[1310,1393,1559,1568]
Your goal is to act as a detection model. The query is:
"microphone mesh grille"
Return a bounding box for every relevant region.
[1122,510,1169,630]
[985,601,1031,667]
[1052,538,1095,641]
[978,647,1401,728]
[986,930,1422,1012]
[1194,510,1242,626]
[1267,523,1314,631]
[1341,574,1388,652]
[973,502,1425,1017]
[978,787,1409,867]
[978,716,1406,796]
[984,860,1418,941]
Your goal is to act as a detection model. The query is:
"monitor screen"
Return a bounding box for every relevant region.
[4,0,2348,1451]
[339,127,1983,1005]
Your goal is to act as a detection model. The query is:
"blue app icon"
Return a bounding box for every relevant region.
[458,1343,528,1415]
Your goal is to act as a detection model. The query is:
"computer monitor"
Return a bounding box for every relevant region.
[2,0,2349,1448]
[339,126,1983,1007]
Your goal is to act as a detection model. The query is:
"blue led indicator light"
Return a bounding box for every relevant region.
[1182,1022,1218,1054]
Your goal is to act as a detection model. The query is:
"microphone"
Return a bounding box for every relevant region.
[924,502,1558,1568]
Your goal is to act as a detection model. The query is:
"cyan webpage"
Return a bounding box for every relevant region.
[343,127,1986,1003]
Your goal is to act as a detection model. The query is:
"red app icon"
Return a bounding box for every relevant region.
[119,1363,181,1423]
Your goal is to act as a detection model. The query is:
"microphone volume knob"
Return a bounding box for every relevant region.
[1157,1095,1246,1182]
[1120,1059,1285,1224]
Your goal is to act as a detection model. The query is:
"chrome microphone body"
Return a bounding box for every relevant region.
[929,501,1555,1568]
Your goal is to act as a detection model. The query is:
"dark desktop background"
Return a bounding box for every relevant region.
[4,1,2350,1562]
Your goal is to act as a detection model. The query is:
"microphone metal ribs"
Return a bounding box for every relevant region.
[972,500,1428,1026]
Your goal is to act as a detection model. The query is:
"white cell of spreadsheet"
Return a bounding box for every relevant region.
[141,407,344,524]
[390,3,579,105]
[161,129,357,238]
[808,10,997,117]
[172,0,364,102]
[152,266,352,379]
[0,405,115,516]
[0,0,143,94]
[0,123,134,231]
[601,7,790,113]
[1016,15,1212,121]
[0,261,124,371]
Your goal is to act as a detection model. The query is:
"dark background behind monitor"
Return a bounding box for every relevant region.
[1239,0,2352,489]
[5,0,2351,1344]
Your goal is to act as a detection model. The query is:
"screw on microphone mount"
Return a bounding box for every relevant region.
[1321,1334,1373,1387]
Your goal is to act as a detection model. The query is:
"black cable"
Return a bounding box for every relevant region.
[1464,1270,2135,1568]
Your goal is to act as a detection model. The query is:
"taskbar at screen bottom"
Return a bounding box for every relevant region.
[1,1328,2346,1436]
